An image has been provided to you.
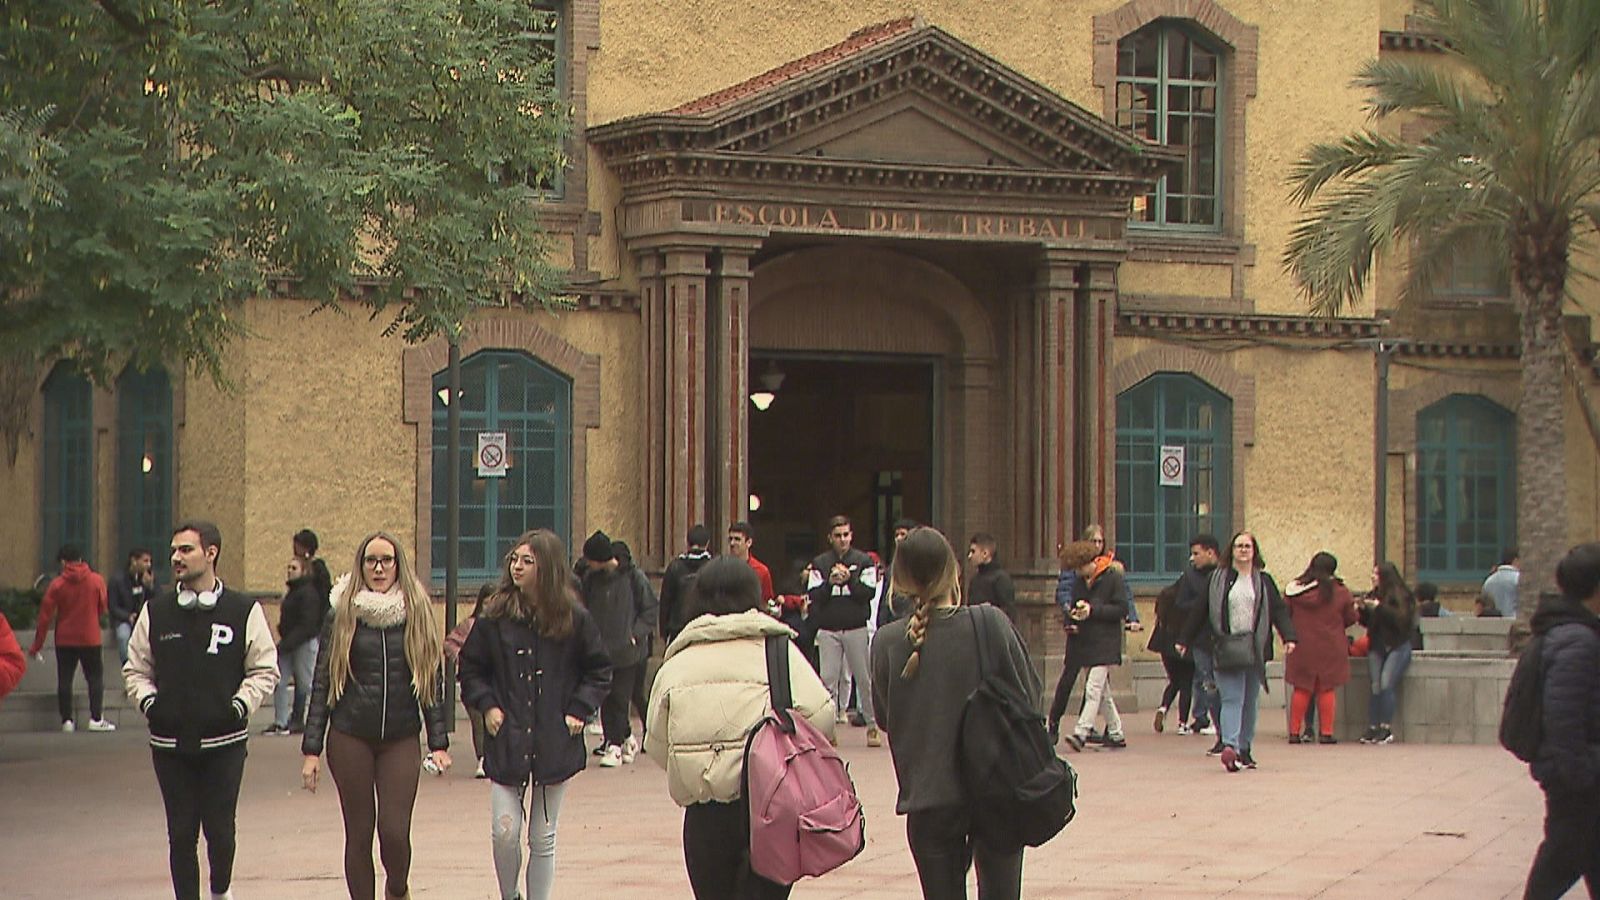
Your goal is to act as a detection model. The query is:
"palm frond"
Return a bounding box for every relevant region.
[1356,57,1480,122]
[1286,131,1410,206]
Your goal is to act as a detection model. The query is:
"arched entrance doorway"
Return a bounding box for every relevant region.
[745,244,991,581]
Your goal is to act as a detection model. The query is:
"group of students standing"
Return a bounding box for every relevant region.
[1128,532,1425,770]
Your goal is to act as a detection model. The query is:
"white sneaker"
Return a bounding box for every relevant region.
[585,719,603,736]
[621,735,639,764]
[211,890,233,900]
[474,759,487,779]
[61,720,75,733]
[1176,722,1191,736]
[86,718,116,732]
[598,744,623,768]
[1199,724,1218,736]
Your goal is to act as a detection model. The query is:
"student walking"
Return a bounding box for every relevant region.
[1282,552,1357,744]
[1173,535,1223,741]
[1147,583,1194,734]
[1191,532,1296,772]
[578,530,655,767]
[301,533,451,900]
[30,544,113,732]
[805,515,881,748]
[646,556,834,899]
[1521,543,1600,899]
[871,527,1038,899]
[1048,540,1128,749]
[444,583,497,779]
[1359,562,1418,745]
[265,556,326,735]
[122,521,279,900]
[457,530,611,900]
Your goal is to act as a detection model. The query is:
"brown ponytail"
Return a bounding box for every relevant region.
[890,528,962,680]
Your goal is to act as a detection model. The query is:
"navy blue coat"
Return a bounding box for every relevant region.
[1530,597,1600,792]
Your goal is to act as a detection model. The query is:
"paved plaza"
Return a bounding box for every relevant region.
[0,714,1555,899]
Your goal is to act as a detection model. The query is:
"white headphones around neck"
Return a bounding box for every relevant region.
[177,579,224,610]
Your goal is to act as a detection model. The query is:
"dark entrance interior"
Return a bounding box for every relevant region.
[747,353,936,591]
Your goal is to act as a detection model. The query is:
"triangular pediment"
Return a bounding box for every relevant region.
[590,19,1179,192]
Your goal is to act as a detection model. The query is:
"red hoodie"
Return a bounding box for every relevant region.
[28,561,109,653]
[0,612,25,700]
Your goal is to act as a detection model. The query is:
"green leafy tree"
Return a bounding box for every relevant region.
[1284,0,1600,618]
[1,0,568,382]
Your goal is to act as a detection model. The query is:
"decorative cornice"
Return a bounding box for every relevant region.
[1380,30,1450,53]
[1396,339,1518,360]
[589,23,1179,201]
[262,278,639,313]
[1118,310,1384,340]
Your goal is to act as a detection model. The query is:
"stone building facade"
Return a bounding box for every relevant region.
[5,1,1597,657]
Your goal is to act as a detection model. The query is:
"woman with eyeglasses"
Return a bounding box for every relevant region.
[1200,531,1296,772]
[300,533,450,900]
[457,530,612,900]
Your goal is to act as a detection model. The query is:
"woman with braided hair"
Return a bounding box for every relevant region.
[870,527,1041,900]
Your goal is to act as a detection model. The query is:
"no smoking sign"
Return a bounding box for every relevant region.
[1159,445,1185,487]
[477,432,509,478]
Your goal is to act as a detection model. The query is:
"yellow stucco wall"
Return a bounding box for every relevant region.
[1119,261,1234,302]
[0,399,42,581]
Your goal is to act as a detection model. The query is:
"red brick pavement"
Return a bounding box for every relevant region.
[0,716,1555,899]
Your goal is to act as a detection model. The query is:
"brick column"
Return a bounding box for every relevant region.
[637,251,667,565]
[661,247,711,564]
[710,245,756,538]
[1078,261,1119,541]
[1023,254,1079,566]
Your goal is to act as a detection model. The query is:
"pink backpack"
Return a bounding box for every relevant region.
[741,634,866,885]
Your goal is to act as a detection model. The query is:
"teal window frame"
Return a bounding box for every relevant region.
[41,364,94,570]
[1116,374,1232,583]
[1416,394,1515,581]
[530,1,567,198]
[432,350,572,580]
[117,367,174,579]
[1116,22,1224,231]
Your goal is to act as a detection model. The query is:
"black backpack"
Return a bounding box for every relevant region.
[1499,634,1546,762]
[957,606,1077,853]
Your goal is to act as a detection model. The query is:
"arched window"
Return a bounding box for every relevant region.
[1116,374,1232,581]
[432,351,572,579]
[1417,395,1515,580]
[1116,22,1223,229]
[41,364,94,569]
[117,367,173,574]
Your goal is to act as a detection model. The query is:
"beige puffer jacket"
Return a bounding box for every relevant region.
[645,610,835,806]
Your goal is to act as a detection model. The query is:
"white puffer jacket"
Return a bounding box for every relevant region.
[645,610,835,806]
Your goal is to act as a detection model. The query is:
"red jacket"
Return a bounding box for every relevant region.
[1283,579,1358,690]
[0,612,25,700]
[29,561,109,652]
[747,555,775,604]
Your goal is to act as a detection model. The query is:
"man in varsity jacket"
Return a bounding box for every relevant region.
[124,520,278,900]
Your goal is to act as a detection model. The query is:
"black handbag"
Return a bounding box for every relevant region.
[1213,631,1256,670]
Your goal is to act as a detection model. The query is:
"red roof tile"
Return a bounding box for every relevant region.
[669,17,920,115]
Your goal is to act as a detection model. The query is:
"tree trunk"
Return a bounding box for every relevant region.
[1511,211,1572,623]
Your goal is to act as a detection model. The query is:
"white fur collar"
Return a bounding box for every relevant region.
[333,572,408,628]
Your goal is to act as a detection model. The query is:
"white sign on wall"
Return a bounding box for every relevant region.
[1159,445,1185,488]
[476,432,509,478]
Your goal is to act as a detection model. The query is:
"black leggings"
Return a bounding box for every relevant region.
[326,729,422,900]
[55,646,104,723]
[906,806,1024,900]
[151,744,248,900]
[1047,663,1082,728]
[1160,656,1196,722]
[682,800,792,899]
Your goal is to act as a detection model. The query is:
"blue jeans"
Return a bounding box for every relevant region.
[1215,666,1262,753]
[115,622,134,666]
[1190,644,1220,728]
[1367,641,1412,726]
[272,638,318,728]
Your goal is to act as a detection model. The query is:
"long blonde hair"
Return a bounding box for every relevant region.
[891,527,963,679]
[326,532,442,705]
[484,529,576,639]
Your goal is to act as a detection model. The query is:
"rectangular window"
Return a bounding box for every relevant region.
[42,368,94,570]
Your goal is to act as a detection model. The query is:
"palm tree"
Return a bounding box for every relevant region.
[1284,0,1600,620]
